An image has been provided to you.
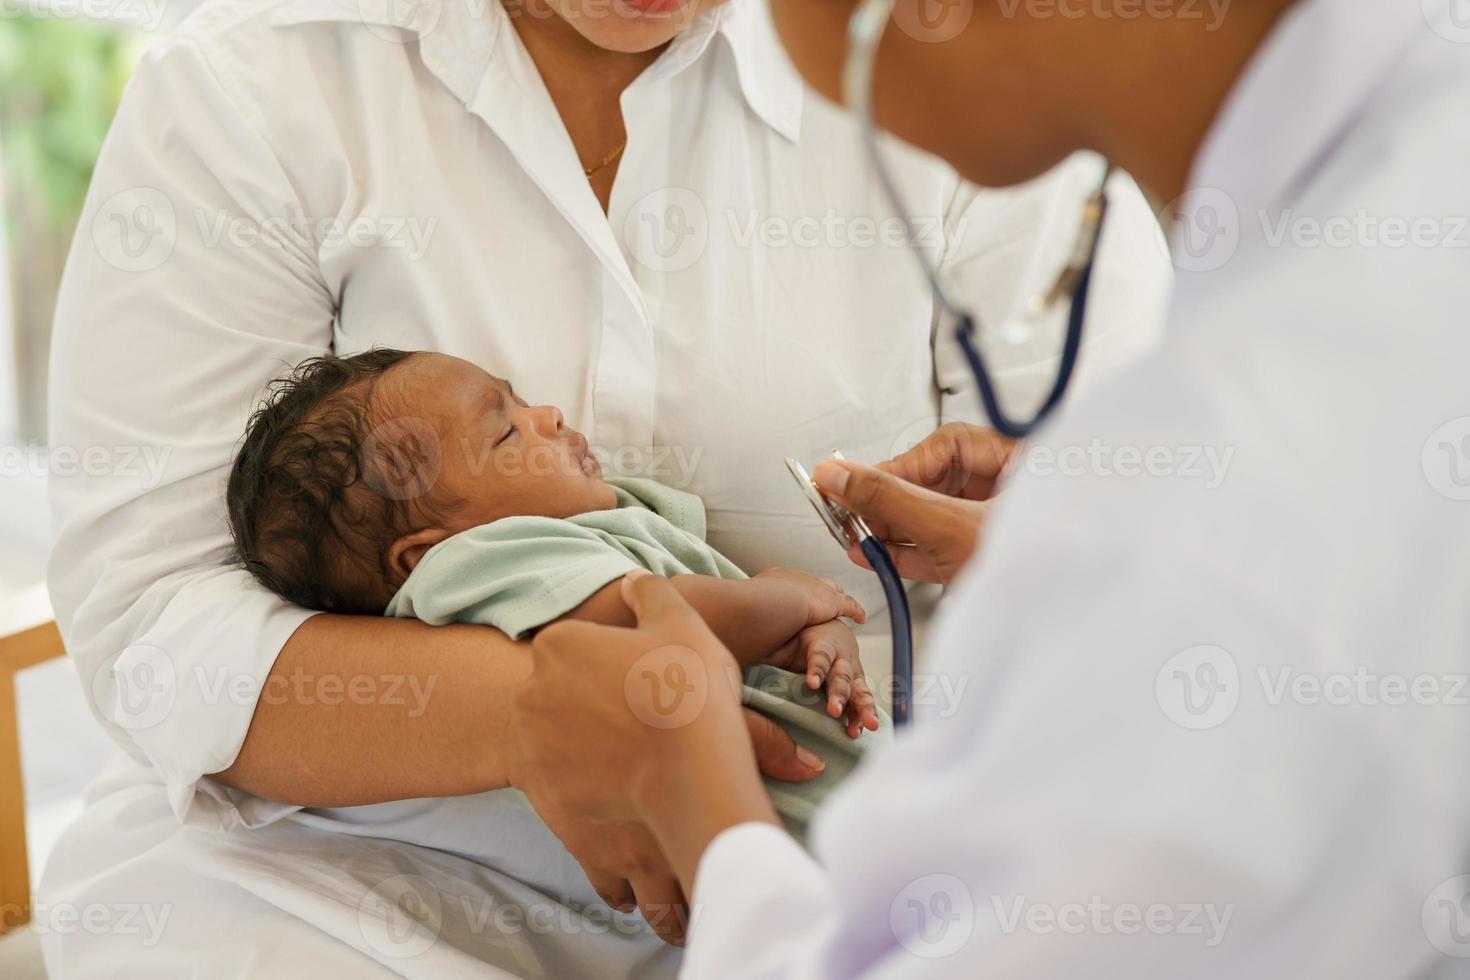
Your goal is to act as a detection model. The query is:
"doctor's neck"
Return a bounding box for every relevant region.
[770,0,1301,205]
[1068,0,1302,205]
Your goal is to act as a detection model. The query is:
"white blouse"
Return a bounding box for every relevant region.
[43,5,1168,972]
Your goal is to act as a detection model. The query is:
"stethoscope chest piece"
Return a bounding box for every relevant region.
[784,451,914,727]
[783,454,872,551]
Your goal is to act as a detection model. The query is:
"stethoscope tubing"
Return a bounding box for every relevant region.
[860,535,913,726]
[822,0,1111,727]
[955,191,1108,441]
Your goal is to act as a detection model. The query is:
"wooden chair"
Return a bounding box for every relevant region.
[0,585,64,936]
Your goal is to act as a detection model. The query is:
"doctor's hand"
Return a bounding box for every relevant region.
[511,571,787,941]
[814,423,1017,585]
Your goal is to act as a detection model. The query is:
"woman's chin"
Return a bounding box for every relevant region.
[567,0,707,52]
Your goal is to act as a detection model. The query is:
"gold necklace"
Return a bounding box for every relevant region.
[584,136,628,179]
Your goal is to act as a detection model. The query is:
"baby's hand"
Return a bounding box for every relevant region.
[765,620,880,738]
[754,567,867,628]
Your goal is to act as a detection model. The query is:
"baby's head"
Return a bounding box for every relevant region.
[227,350,614,613]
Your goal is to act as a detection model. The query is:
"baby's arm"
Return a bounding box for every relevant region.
[561,572,879,734]
[562,569,865,666]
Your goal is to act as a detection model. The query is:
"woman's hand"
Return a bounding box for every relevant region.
[813,423,1017,585]
[511,571,787,936]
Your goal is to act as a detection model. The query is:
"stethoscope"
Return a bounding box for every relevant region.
[785,0,1112,727]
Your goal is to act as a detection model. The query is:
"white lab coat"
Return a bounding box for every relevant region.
[683,1,1470,977]
[39,0,1169,976]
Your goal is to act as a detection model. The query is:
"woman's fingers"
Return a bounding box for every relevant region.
[620,567,710,640]
[744,708,825,781]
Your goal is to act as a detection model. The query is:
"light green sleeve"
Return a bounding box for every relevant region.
[383,492,745,639]
[384,517,646,640]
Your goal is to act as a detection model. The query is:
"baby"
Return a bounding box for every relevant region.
[226,349,885,843]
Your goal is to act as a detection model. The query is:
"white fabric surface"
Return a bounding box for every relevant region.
[685,1,1470,977]
[40,0,1169,975]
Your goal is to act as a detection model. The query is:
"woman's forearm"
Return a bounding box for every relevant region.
[214,614,530,807]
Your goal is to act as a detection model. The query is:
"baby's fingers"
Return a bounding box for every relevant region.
[847,678,880,736]
[826,662,856,719]
[836,592,867,624]
[805,643,835,690]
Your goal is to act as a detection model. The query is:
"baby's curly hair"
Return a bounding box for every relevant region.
[227,348,431,614]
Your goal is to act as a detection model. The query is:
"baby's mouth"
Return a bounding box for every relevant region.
[570,434,601,476]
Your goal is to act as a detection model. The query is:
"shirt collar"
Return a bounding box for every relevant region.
[1185,0,1427,217]
[270,0,803,142]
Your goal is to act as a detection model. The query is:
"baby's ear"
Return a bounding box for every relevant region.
[387,528,453,586]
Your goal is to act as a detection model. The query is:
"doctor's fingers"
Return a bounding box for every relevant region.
[586,869,636,913]
[845,540,946,584]
[633,874,689,947]
[561,819,664,916]
[881,422,1016,500]
[819,463,986,580]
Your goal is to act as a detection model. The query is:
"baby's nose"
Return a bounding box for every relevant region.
[527,404,563,435]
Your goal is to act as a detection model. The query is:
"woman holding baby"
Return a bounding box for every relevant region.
[41,0,1167,974]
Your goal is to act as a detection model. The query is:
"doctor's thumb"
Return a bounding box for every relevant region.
[814,459,945,535]
[815,459,983,583]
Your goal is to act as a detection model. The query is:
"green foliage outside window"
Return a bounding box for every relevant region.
[1,13,143,438]
[0,14,139,230]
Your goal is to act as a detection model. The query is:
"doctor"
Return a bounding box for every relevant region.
[511,0,1470,975]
